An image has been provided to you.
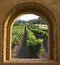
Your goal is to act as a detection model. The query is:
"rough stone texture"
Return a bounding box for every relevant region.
[0,0,60,65]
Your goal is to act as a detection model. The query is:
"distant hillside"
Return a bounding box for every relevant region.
[29,18,46,24]
[14,18,46,26]
[14,20,26,25]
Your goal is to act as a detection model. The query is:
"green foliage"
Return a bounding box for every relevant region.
[26,26,43,57]
[12,25,24,47]
[28,24,48,39]
[12,23,48,57]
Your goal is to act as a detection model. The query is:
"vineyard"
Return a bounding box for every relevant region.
[12,23,48,58]
[12,25,24,47]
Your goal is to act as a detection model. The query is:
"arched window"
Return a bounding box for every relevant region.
[3,2,57,62]
[11,14,48,60]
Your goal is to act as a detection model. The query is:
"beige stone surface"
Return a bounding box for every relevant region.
[0,0,60,65]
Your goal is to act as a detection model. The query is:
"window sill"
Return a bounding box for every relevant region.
[4,59,55,63]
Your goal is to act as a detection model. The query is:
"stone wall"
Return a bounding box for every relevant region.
[0,0,60,65]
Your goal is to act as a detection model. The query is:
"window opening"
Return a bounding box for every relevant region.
[11,14,48,60]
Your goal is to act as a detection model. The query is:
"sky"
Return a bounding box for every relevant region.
[16,14,39,21]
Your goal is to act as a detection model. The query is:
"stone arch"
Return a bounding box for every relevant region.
[4,2,57,62]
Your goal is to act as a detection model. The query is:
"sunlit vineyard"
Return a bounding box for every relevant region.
[12,23,48,58]
[27,24,48,52]
[12,25,24,47]
[26,25,43,57]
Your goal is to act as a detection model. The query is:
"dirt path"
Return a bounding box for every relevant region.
[12,27,28,59]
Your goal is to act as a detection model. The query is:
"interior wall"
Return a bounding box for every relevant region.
[0,0,60,65]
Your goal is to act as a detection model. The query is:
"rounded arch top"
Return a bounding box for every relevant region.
[4,2,57,61]
[4,2,56,27]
